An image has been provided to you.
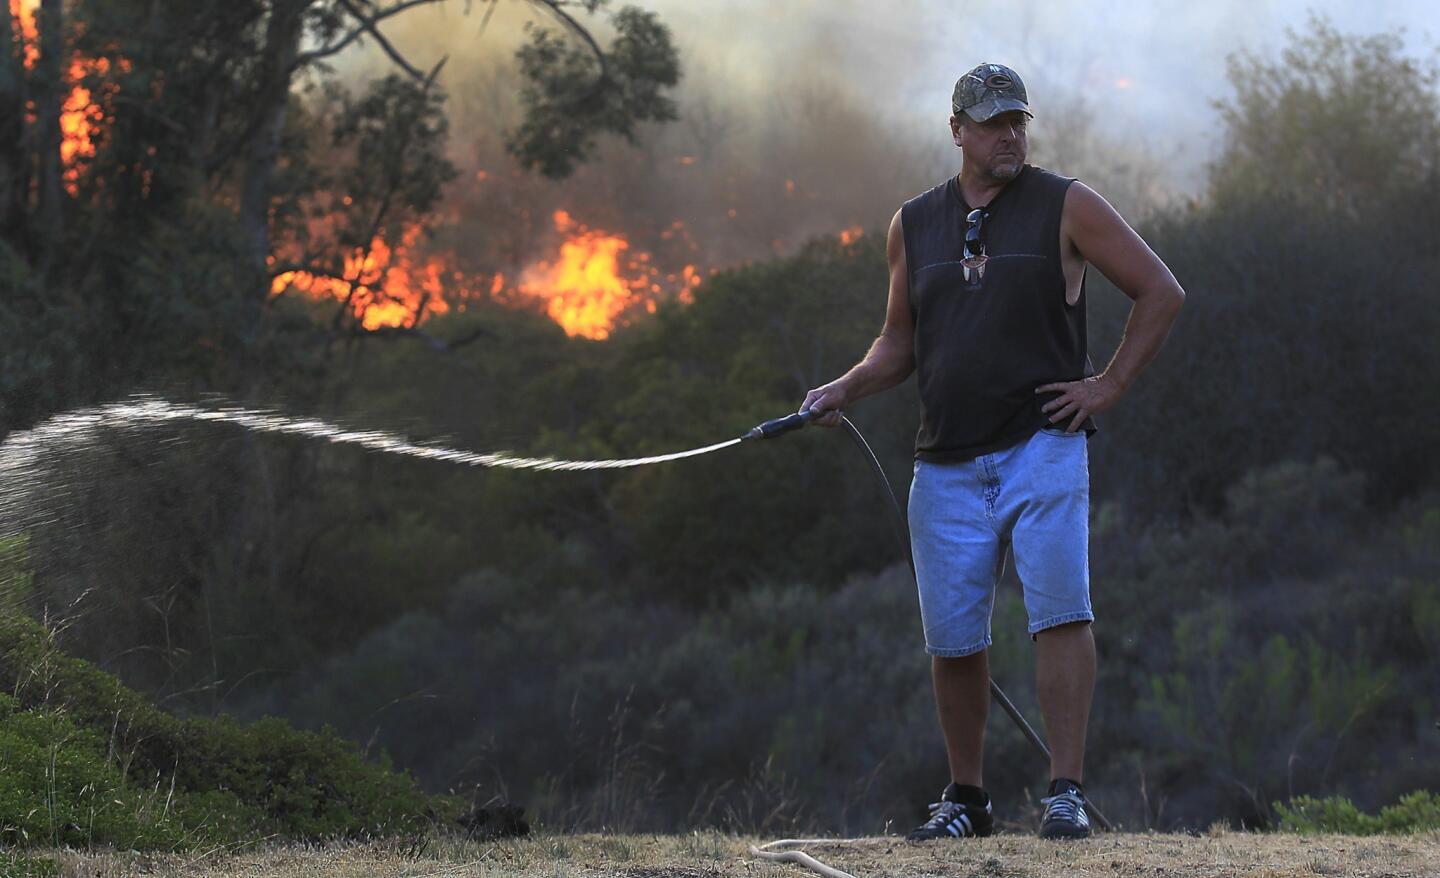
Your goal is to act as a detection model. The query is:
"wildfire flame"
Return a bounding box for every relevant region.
[10,0,37,67]
[10,0,120,194]
[59,58,112,191]
[516,210,696,340]
[10,5,890,344]
[9,0,721,342]
[271,208,704,338]
[271,224,454,330]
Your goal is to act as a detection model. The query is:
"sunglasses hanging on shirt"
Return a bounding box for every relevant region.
[963,208,988,283]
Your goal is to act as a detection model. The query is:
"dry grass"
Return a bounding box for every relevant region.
[46,828,1440,878]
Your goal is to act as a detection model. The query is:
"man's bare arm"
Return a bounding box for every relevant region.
[1039,183,1185,432]
[801,208,915,426]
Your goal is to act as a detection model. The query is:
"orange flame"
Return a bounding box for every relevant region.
[838,225,864,246]
[10,0,120,194]
[271,224,450,330]
[59,56,116,193]
[516,210,661,340]
[274,209,703,338]
[10,0,37,67]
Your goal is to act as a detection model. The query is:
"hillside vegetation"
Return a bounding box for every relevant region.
[1,19,1437,840]
[0,603,461,851]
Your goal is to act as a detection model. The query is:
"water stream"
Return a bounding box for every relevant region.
[0,395,742,482]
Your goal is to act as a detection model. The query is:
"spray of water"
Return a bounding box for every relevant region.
[0,396,742,482]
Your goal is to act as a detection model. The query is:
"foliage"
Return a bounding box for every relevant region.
[330,75,456,229]
[259,564,947,835]
[1210,14,1440,216]
[510,4,681,177]
[2,9,1439,840]
[1084,19,1440,515]
[0,693,235,850]
[253,469,1440,834]
[274,74,460,335]
[1274,791,1440,835]
[0,0,680,436]
[0,610,461,847]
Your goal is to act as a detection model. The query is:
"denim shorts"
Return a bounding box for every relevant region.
[907,427,1092,657]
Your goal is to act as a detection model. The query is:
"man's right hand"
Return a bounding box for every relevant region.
[801,381,850,428]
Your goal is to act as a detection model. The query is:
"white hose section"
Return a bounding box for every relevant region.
[749,838,887,878]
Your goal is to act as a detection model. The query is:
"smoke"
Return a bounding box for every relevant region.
[323,0,1437,290]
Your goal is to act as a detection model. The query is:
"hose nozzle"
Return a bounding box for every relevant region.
[742,408,822,441]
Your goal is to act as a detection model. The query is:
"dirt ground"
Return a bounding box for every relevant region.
[48,828,1440,878]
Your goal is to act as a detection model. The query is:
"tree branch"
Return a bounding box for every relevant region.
[527,0,610,105]
[210,0,443,177]
[295,0,443,69]
[324,0,434,82]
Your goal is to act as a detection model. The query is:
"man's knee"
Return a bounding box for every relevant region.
[933,648,989,672]
[1037,619,1091,635]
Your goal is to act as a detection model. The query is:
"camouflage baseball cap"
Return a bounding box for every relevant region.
[952,62,1033,122]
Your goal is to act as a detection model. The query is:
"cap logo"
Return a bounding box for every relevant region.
[984,73,1013,89]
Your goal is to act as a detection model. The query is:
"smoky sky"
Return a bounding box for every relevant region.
[323,0,1439,283]
[350,0,1438,187]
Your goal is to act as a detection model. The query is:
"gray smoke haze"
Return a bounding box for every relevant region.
[327,1,1439,294]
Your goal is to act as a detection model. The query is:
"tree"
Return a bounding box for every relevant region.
[508,1,680,177]
[0,0,681,430]
[1085,16,1440,514]
[1209,14,1440,217]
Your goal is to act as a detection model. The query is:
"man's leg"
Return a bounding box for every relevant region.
[906,458,1002,840]
[1034,620,1095,782]
[932,650,990,786]
[1005,429,1095,837]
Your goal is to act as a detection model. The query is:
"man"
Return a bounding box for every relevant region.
[800,63,1184,840]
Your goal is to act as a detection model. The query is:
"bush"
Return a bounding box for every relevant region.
[0,611,461,847]
[0,693,242,849]
[1274,791,1440,835]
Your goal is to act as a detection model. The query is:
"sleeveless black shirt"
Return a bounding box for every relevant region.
[901,164,1095,462]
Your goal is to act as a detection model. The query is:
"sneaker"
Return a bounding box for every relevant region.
[1038,778,1091,839]
[905,783,994,841]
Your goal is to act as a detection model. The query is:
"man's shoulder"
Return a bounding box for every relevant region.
[1022,163,1080,194]
[902,177,954,213]
[1023,163,1070,181]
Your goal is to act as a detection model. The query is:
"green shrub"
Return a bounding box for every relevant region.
[1376,791,1440,833]
[0,611,462,847]
[1274,791,1440,834]
[0,693,239,849]
[1274,795,1380,834]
